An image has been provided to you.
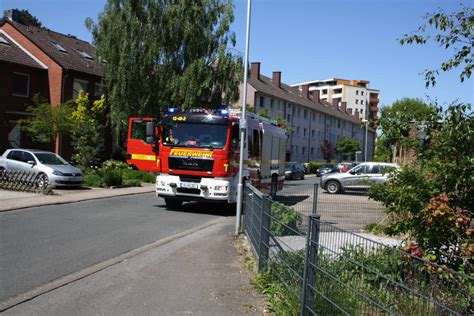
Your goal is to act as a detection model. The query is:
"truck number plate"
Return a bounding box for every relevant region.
[180,182,199,189]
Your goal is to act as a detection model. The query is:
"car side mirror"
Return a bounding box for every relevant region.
[349,170,355,175]
[145,136,155,144]
[27,160,36,166]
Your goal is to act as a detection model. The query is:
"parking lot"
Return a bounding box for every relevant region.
[275,175,386,232]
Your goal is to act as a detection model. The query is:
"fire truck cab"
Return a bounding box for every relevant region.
[126,108,286,209]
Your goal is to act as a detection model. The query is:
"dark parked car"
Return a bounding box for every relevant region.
[285,162,305,180]
[316,164,336,177]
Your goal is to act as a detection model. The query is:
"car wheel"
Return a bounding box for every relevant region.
[301,173,305,180]
[36,173,49,190]
[326,180,340,194]
[165,198,183,210]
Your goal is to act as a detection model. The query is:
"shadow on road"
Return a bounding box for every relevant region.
[153,201,236,217]
[273,195,310,205]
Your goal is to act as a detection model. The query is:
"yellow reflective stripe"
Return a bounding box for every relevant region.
[131,154,156,161]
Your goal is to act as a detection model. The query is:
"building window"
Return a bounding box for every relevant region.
[12,73,29,97]
[310,147,314,155]
[311,129,315,138]
[296,146,299,155]
[287,114,291,122]
[304,109,307,119]
[50,41,67,53]
[361,100,364,105]
[355,100,359,104]
[296,127,300,135]
[76,49,94,60]
[322,89,327,95]
[304,128,307,137]
[297,108,300,117]
[361,109,364,114]
[73,79,89,99]
[302,146,306,155]
[259,96,264,108]
[94,83,105,97]
[356,90,359,95]
[270,99,274,110]
[361,91,364,96]
[337,120,340,128]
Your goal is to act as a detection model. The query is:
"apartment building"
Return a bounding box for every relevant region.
[0,9,105,155]
[291,78,380,126]
[234,63,375,163]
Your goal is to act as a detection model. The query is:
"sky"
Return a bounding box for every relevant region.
[2,0,472,108]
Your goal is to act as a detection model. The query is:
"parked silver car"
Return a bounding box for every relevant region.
[320,162,399,194]
[0,149,83,188]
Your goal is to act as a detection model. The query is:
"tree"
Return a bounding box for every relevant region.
[15,9,42,27]
[320,140,334,162]
[20,95,73,146]
[399,5,473,87]
[335,137,361,161]
[86,0,243,141]
[369,103,473,271]
[378,98,437,163]
[70,92,107,168]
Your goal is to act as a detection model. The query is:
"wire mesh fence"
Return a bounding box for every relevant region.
[243,182,474,316]
[275,176,387,232]
[0,170,46,192]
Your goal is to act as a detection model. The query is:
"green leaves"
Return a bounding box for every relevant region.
[399,4,473,87]
[335,137,361,160]
[88,0,243,138]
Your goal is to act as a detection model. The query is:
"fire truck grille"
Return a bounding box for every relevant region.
[169,157,214,172]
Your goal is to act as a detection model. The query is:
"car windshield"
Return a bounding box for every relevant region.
[34,153,68,165]
[285,163,295,170]
[321,164,334,169]
[162,121,228,149]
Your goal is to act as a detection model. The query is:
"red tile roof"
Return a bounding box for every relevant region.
[4,20,104,77]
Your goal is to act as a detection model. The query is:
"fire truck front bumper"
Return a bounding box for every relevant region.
[155,175,233,202]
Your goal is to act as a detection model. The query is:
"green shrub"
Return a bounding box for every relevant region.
[123,179,142,187]
[270,202,301,236]
[306,161,327,174]
[101,159,131,171]
[83,173,104,187]
[102,169,123,187]
[123,169,155,183]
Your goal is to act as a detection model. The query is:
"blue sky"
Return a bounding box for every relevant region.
[2,0,472,107]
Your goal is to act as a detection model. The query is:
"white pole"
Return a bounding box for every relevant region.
[364,120,368,162]
[235,0,252,235]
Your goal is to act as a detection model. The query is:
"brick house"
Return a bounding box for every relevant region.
[0,9,105,156]
[234,62,375,162]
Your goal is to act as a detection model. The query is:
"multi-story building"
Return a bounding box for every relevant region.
[0,9,105,156]
[291,78,380,126]
[233,63,375,163]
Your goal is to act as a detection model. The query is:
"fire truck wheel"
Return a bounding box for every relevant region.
[165,198,183,210]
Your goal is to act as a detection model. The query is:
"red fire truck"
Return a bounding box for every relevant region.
[126,108,286,209]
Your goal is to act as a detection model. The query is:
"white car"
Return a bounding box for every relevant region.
[0,149,83,188]
[320,162,399,194]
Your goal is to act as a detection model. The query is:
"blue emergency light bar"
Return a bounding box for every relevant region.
[167,108,182,114]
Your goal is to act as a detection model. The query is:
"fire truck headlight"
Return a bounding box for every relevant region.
[214,185,228,192]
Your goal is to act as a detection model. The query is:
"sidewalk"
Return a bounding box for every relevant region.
[0,185,268,315]
[0,184,156,212]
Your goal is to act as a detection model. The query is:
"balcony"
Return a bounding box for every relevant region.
[370,97,379,103]
[370,106,378,112]
[371,114,379,120]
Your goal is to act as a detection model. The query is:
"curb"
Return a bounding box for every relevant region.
[0,188,155,213]
[0,217,226,312]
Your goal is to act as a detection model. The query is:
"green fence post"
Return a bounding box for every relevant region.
[258,196,271,272]
[300,214,320,316]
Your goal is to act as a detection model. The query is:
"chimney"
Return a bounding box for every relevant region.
[311,90,320,102]
[3,9,21,23]
[272,71,281,88]
[355,110,359,120]
[347,108,352,115]
[302,84,309,99]
[332,98,339,110]
[341,101,347,113]
[251,62,260,80]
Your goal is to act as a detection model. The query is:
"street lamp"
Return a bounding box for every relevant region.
[361,119,368,162]
[235,0,252,235]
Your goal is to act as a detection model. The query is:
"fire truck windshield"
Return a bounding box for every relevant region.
[162,121,228,149]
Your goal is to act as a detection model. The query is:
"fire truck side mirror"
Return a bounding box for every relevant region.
[145,121,156,144]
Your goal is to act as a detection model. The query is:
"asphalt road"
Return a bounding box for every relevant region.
[0,193,234,302]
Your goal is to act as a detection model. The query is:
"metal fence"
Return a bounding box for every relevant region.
[0,170,46,192]
[242,182,473,316]
[278,177,388,232]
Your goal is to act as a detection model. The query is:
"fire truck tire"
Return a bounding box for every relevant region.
[165,198,183,210]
